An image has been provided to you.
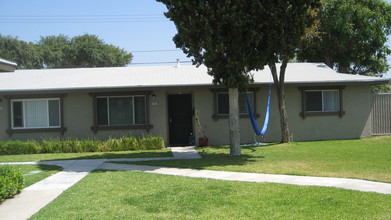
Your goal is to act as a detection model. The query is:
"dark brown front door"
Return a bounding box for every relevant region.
[168,94,193,146]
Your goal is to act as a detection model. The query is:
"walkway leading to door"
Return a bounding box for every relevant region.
[0,146,199,220]
[1,146,390,220]
[0,159,106,220]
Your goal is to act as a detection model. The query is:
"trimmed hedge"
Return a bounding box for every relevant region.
[0,166,24,203]
[0,135,165,155]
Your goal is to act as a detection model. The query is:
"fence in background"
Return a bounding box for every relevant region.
[372,93,391,135]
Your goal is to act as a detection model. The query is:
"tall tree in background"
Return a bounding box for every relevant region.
[158,0,319,154]
[0,35,42,69]
[297,0,391,76]
[260,1,320,143]
[38,35,71,68]
[66,34,132,68]
[0,34,133,69]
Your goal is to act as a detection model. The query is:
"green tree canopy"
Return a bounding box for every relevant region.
[158,0,319,154]
[38,35,71,68]
[0,34,133,69]
[0,35,42,69]
[297,0,391,76]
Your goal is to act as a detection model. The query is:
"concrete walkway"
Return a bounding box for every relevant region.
[1,146,390,220]
[99,163,391,195]
[0,159,106,220]
[0,146,200,220]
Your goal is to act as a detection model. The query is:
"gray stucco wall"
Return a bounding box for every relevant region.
[0,84,374,145]
[193,84,374,144]
[282,85,373,142]
[0,97,8,140]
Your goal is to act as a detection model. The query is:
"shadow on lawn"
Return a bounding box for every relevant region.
[44,151,173,161]
[111,145,273,170]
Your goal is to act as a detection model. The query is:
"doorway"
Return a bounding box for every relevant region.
[168,94,193,146]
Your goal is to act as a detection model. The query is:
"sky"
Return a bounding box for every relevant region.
[0,0,190,65]
[0,0,390,77]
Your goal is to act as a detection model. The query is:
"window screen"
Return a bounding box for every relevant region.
[109,97,133,125]
[305,91,322,111]
[305,90,339,112]
[96,96,146,126]
[12,99,60,129]
[12,101,23,128]
[323,90,339,111]
[217,92,253,115]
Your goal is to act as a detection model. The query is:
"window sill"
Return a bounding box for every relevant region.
[300,111,345,118]
[7,127,67,136]
[91,124,153,133]
[212,114,260,120]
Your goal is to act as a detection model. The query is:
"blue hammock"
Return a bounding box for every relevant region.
[245,84,272,136]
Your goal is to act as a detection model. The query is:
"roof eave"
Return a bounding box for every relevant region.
[284,79,390,86]
[0,79,388,95]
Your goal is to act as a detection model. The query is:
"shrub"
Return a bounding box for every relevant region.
[138,135,165,150]
[0,135,165,155]
[0,166,24,203]
[104,137,124,151]
[0,140,41,155]
[78,139,100,152]
[41,138,60,153]
[120,136,139,150]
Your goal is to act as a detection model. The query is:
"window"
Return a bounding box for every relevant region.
[90,91,152,133]
[305,90,339,112]
[217,92,254,115]
[96,96,146,126]
[211,88,259,120]
[11,99,60,129]
[300,87,345,118]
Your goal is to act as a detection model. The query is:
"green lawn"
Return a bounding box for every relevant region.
[30,170,391,219]
[5,164,63,188]
[6,137,389,219]
[0,149,172,163]
[121,136,391,183]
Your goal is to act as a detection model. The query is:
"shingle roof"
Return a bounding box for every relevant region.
[0,63,388,93]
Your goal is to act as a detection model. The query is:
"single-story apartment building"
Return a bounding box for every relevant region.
[0,60,389,146]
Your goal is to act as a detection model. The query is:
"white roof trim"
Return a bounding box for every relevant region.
[0,58,17,67]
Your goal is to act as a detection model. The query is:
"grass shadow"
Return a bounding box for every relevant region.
[45,151,173,161]
[112,145,271,170]
[0,150,173,163]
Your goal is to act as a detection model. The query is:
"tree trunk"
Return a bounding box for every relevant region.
[269,61,291,143]
[276,84,290,143]
[324,56,334,69]
[228,88,241,156]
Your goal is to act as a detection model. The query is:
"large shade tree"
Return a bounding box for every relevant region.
[38,35,71,68]
[0,34,133,69]
[297,0,391,76]
[157,0,319,155]
[0,35,42,69]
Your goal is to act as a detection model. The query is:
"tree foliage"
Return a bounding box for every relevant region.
[297,0,391,76]
[158,0,319,151]
[0,35,42,69]
[0,34,133,69]
[38,35,71,68]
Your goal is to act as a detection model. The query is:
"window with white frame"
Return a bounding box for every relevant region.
[217,92,254,115]
[304,90,340,112]
[96,96,146,126]
[11,99,60,129]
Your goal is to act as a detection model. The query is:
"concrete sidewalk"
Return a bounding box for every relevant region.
[107,146,202,162]
[1,146,391,220]
[0,146,200,220]
[0,159,106,220]
[99,163,391,195]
